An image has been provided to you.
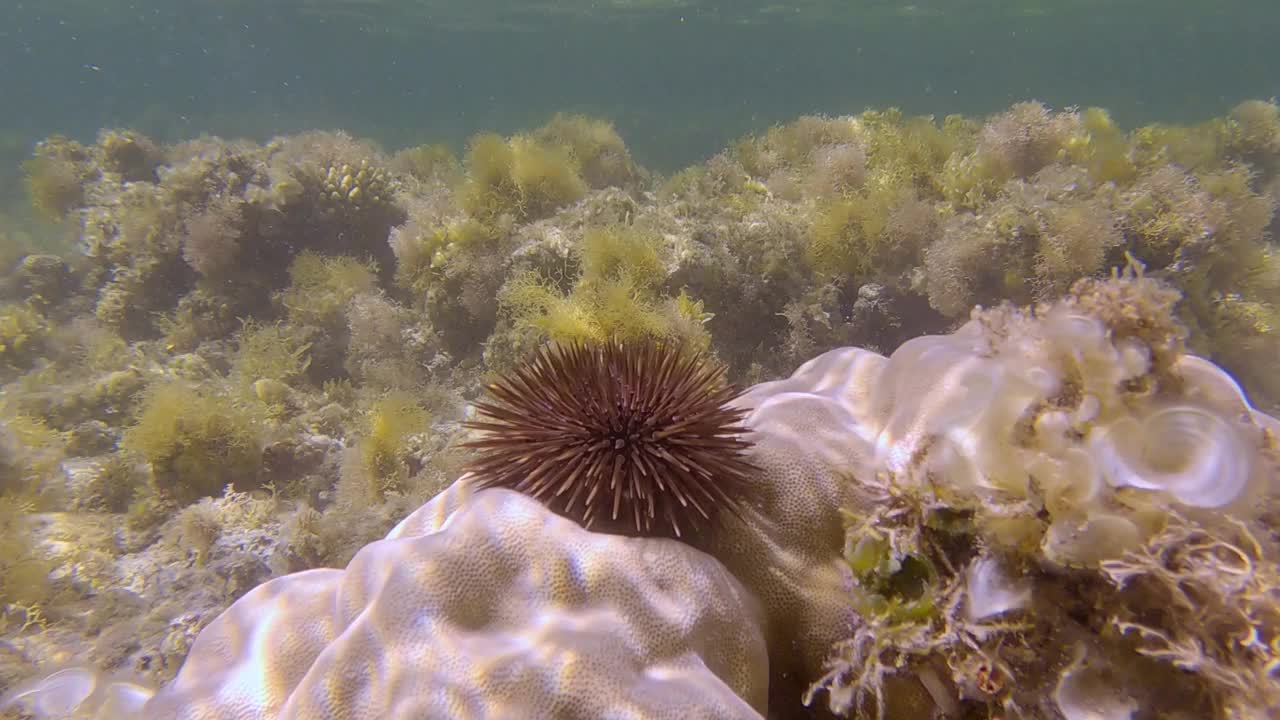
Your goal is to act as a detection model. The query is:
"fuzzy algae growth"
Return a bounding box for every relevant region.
[122,381,266,505]
[0,102,1279,720]
[500,225,711,351]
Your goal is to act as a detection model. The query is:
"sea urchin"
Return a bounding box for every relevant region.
[461,339,758,538]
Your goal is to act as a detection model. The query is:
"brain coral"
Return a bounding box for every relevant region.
[693,343,883,706]
[94,483,768,719]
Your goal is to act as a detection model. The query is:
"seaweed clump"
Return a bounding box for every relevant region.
[122,380,266,506]
[496,225,712,362]
[345,392,431,504]
[458,115,642,225]
[458,132,588,223]
[0,303,47,373]
[388,215,507,356]
[23,136,92,221]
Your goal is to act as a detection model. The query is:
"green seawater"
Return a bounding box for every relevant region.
[1,0,1277,172]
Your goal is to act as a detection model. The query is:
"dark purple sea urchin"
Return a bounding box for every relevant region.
[461,339,758,538]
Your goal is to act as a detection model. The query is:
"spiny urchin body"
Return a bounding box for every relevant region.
[461,339,758,538]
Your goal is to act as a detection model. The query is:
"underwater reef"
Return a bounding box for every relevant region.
[0,102,1277,719]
